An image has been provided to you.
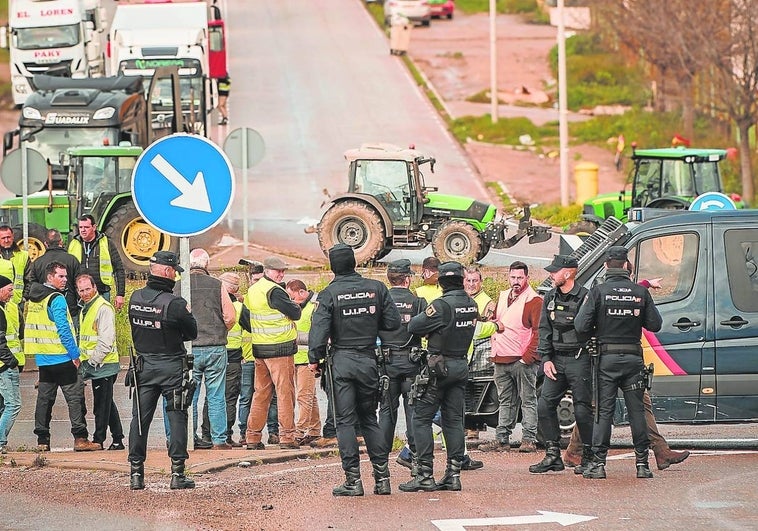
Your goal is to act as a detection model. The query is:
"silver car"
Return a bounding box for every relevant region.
[384,0,432,27]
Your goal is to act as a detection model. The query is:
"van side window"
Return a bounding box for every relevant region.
[724,229,758,312]
[636,232,699,304]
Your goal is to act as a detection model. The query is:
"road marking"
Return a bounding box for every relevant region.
[432,511,597,530]
[150,153,212,212]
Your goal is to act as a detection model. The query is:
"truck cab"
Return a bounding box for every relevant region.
[0,0,106,106]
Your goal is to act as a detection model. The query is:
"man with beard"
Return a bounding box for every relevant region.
[529,255,592,474]
[479,261,542,453]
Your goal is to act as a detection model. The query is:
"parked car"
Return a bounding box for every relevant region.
[429,0,454,19]
[384,0,432,27]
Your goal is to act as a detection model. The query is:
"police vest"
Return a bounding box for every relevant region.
[228,300,243,350]
[244,277,297,346]
[593,278,650,346]
[427,290,478,358]
[129,288,185,355]
[68,236,114,288]
[379,287,423,350]
[24,293,75,357]
[0,301,23,367]
[293,294,318,365]
[545,286,588,352]
[415,283,442,303]
[329,278,387,350]
[79,295,118,364]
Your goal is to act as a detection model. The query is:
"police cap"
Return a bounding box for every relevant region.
[606,246,629,261]
[544,254,578,273]
[438,261,464,278]
[387,259,414,275]
[150,251,184,272]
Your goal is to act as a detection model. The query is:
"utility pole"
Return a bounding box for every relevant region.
[557,0,569,206]
[489,0,498,123]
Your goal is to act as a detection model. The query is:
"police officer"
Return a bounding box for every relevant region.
[308,244,401,497]
[529,254,592,474]
[378,259,426,476]
[127,251,198,490]
[575,246,662,479]
[400,261,477,492]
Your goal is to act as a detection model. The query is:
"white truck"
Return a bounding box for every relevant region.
[108,1,215,136]
[0,0,107,106]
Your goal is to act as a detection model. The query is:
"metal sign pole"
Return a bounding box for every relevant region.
[21,138,28,247]
[180,236,194,451]
[242,127,249,254]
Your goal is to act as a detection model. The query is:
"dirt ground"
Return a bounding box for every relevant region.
[407,13,625,206]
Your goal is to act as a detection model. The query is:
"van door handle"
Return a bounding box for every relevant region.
[720,316,748,327]
[672,318,700,329]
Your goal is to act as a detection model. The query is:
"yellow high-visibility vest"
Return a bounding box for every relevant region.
[0,300,23,367]
[78,295,118,364]
[24,293,75,357]
[243,277,296,345]
[68,237,114,288]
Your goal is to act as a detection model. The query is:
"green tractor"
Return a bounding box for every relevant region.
[315,143,552,264]
[566,147,746,234]
[0,145,223,271]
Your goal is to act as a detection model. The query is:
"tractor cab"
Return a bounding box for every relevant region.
[346,143,434,227]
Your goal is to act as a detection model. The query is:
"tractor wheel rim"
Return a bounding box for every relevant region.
[446,232,470,255]
[122,219,171,266]
[337,219,366,247]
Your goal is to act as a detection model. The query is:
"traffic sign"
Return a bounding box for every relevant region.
[688,192,737,212]
[132,134,235,237]
[0,148,48,195]
[223,127,265,169]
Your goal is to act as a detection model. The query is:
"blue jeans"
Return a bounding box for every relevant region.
[238,361,278,437]
[192,345,228,445]
[0,368,21,446]
[493,361,538,442]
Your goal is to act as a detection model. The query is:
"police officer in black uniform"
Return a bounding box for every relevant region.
[308,244,401,496]
[399,261,477,492]
[575,246,662,479]
[529,254,593,474]
[127,251,198,490]
[377,259,426,476]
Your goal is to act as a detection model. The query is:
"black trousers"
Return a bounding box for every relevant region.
[202,361,242,440]
[412,357,468,468]
[90,374,124,444]
[592,352,649,460]
[537,354,593,445]
[127,356,188,464]
[332,351,386,471]
[378,351,419,454]
[34,361,88,443]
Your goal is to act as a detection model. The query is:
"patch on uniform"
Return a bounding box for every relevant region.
[425,304,437,317]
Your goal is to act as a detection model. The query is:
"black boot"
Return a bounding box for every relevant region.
[333,467,364,496]
[574,445,594,475]
[435,458,462,491]
[635,448,653,478]
[170,459,195,490]
[399,462,437,492]
[130,461,144,490]
[529,442,565,473]
[582,451,606,479]
[410,451,419,477]
[372,462,391,495]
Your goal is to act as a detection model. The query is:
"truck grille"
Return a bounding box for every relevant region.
[24,60,73,77]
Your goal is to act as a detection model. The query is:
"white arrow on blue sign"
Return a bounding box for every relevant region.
[132,134,235,237]
[688,192,737,212]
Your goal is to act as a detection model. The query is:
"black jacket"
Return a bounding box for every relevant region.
[29,247,81,315]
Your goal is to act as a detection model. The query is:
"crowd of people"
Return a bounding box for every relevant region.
[0,218,691,493]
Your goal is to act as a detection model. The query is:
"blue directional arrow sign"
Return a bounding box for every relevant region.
[132,134,235,237]
[688,192,736,212]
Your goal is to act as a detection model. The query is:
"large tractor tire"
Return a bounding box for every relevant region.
[565,220,599,236]
[476,238,491,262]
[12,223,47,261]
[431,220,481,264]
[317,200,385,266]
[105,201,177,272]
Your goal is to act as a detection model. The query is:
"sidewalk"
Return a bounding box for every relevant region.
[2,445,339,475]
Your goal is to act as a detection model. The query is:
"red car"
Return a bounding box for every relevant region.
[429,0,454,19]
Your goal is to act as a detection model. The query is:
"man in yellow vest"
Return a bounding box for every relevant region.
[240,256,301,450]
[415,256,442,302]
[0,274,22,453]
[0,225,31,306]
[68,215,126,310]
[26,261,100,452]
[76,274,124,451]
[285,278,321,446]
[236,258,264,445]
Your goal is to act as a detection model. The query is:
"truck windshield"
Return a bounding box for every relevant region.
[16,24,80,50]
[23,128,118,168]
